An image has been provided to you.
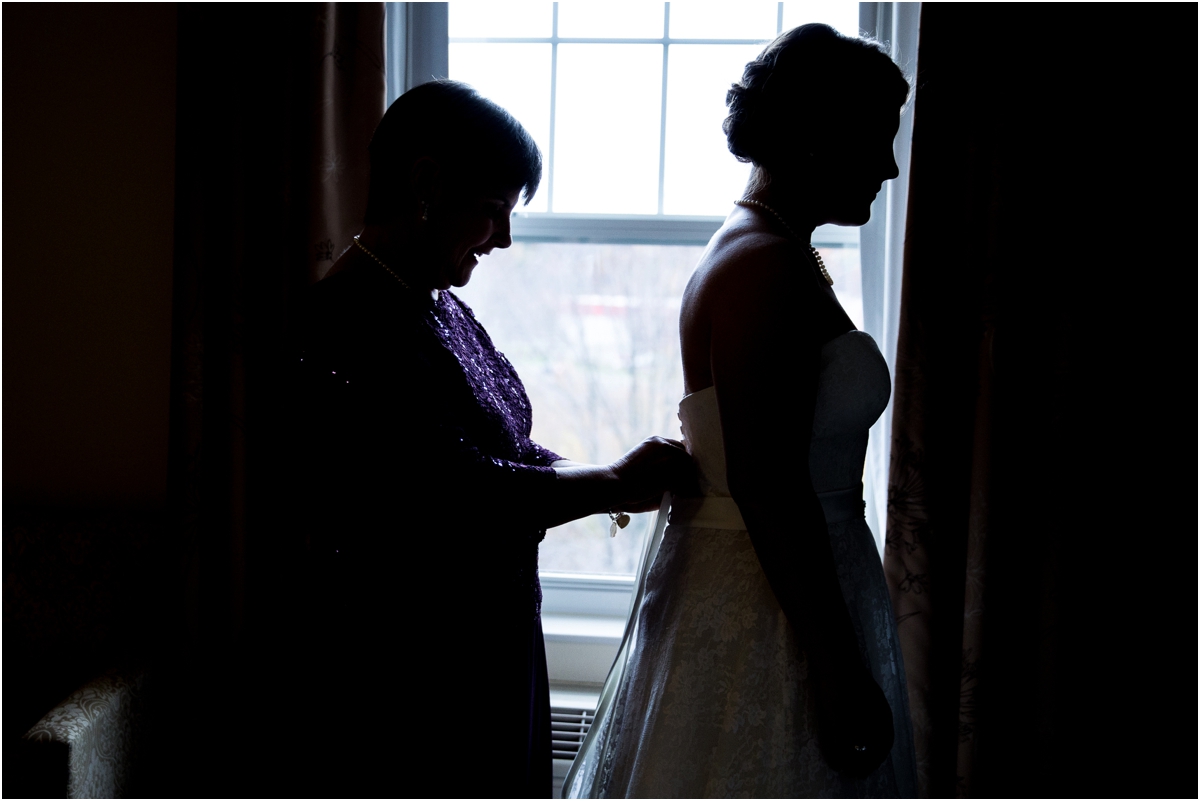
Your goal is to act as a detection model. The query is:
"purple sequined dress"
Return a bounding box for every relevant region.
[294,262,561,797]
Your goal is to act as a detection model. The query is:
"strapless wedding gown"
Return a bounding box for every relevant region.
[564,331,917,798]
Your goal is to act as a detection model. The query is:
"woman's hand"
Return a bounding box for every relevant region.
[813,663,894,778]
[610,436,697,504]
[544,439,694,530]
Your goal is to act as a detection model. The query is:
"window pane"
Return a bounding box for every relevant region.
[449,1,553,38]
[456,242,698,574]
[449,43,552,212]
[819,239,863,330]
[557,2,665,38]
[668,0,778,40]
[553,45,663,214]
[662,44,761,215]
[781,1,859,37]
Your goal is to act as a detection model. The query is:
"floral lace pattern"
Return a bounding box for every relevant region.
[296,267,560,794]
[593,520,912,798]
[571,332,917,798]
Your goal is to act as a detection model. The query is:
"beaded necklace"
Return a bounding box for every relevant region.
[733,199,833,286]
[353,236,413,292]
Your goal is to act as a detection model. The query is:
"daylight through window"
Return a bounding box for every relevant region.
[448,1,863,573]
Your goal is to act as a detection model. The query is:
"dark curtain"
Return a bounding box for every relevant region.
[885,5,1195,798]
[168,2,384,645]
[154,4,384,793]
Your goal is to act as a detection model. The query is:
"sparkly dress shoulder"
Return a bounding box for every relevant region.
[566,330,918,798]
[292,262,561,797]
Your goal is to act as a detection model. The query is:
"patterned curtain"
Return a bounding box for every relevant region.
[881,5,1196,798]
[169,3,384,646]
[882,6,1023,795]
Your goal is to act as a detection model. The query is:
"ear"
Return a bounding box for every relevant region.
[410,156,442,206]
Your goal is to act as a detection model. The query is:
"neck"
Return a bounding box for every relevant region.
[743,170,818,243]
[355,223,438,293]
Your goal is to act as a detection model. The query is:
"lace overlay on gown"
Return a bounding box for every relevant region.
[566,331,917,798]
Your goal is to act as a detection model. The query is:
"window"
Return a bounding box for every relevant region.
[447,1,865,574]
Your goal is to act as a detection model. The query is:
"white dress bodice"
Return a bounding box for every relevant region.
[679,329,891,498]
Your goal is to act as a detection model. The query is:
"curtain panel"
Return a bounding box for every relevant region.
[168,0,384,658]
[883,5,1196,798]
[884,7,1069,794]
[159,5,385,792]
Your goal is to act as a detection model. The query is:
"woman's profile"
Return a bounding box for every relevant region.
[566,24,918,797]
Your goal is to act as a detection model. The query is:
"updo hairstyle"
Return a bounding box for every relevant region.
[365,80,542,225]
[724,24,909,176]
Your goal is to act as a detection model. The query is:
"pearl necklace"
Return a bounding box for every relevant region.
[733,199,833,286]
[353,235,413,291]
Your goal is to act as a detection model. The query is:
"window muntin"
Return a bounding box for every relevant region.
[448,2,863,574]
[450,1,859,218]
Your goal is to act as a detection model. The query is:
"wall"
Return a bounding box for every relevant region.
[3,3,178,509]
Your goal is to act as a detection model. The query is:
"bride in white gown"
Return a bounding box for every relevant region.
[566,25,917,798]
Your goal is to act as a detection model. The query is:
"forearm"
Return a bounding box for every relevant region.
[423,439,684,532]
[536,463,634,529]
[734,487,865,677]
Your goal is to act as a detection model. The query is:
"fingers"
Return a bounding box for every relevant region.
[612,436,698,503]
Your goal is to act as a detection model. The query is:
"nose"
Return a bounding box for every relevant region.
[493,214,513,249]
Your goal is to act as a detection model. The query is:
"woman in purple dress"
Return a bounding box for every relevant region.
[292,82,692,797]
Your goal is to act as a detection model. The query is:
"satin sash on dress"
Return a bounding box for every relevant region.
[668,482,866,530]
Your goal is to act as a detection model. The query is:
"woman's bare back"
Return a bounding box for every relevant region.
[680,205,853,396]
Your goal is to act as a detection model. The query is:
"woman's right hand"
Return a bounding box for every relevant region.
[610,436,697,504]
[813,663,895,778]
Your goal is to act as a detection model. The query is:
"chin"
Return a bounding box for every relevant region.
[837,200,876,226]
[829,210,872,227]
[452,266,476,288]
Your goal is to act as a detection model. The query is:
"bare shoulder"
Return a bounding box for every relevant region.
[683,215,808,319]
[679,210,814,391]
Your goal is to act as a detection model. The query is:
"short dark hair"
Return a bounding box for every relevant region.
[364,80,542,225]
[724,24,910,171]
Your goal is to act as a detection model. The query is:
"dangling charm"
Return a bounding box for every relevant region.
[420,201,430,222]
[608,510,631,537]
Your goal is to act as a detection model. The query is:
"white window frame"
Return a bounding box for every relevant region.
[386,2,914,700]
[386,1,880,244]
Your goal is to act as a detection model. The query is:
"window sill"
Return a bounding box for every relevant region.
[541,572,632,685]
[543,613,625,645]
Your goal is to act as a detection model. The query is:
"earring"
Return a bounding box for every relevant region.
[420,201,429,222]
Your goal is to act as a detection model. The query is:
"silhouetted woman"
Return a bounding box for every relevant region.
[566,25,918,797]
[293,81,691,798]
